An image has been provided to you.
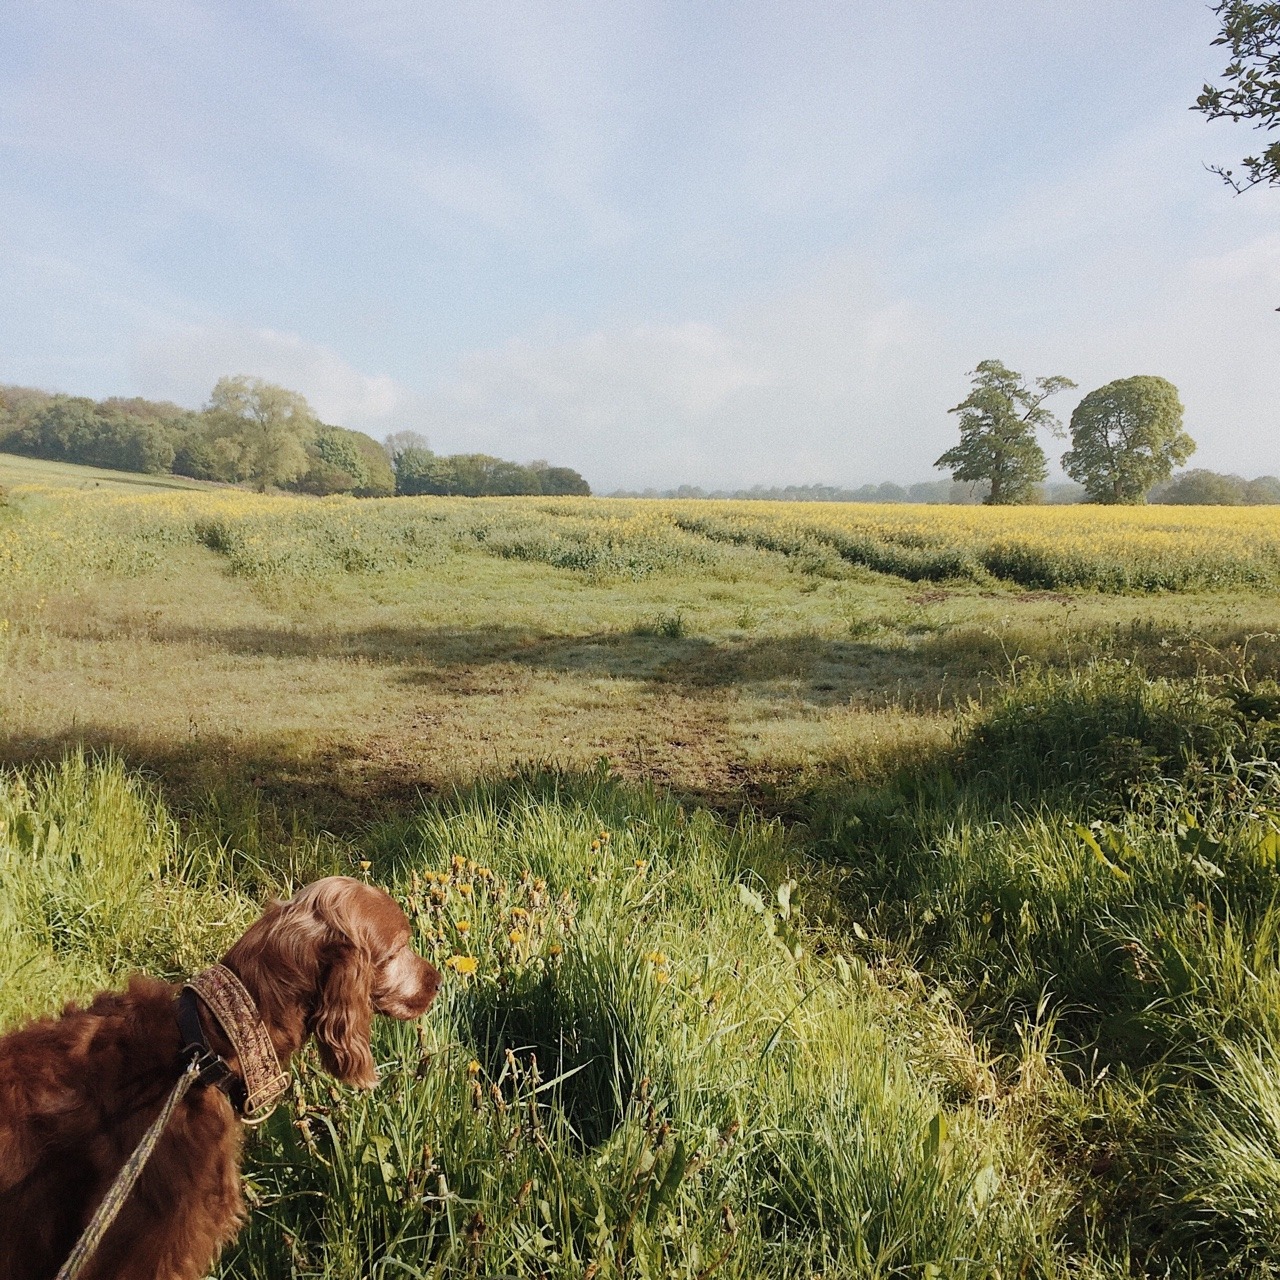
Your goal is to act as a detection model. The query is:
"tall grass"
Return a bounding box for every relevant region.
[810,659,1280,1273]
[1,756,1073,1278]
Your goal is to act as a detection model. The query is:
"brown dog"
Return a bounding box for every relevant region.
[0,877,441,1280]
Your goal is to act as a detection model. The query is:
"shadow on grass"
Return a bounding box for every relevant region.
[137,619,1005,710]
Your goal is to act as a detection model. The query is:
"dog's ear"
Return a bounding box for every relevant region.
[313,938,377,1088]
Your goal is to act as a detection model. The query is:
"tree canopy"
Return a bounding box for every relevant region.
[393,448,590,497]
[1063,376,1195,504]
[1195,1,1280,190]
[200,376,318,490]
[934,360,1076,505]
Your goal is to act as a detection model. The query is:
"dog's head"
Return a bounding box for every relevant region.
[223,876,441,1088]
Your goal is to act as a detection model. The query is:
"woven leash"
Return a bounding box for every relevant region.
[54,1060,200,1280]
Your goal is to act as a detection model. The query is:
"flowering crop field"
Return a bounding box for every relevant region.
[7,469,1280,1277]
[3,483,1279,593]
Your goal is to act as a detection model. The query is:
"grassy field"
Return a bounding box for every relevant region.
[5,461,1280,1277]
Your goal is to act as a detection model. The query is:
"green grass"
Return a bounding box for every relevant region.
[7,487,1280,1275]
[0,449,215,492]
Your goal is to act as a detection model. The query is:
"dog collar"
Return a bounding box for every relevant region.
[178,964,290,1125]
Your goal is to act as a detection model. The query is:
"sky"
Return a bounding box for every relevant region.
[0,0,1276,492]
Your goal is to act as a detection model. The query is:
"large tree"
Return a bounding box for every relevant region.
[1194,1,1280,190]
[202,376,317,490]
[1063,376,1195,504]
[934,360,1076,505]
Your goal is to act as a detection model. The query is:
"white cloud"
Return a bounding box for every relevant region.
[415,255,962,490]
[131,324,429,436]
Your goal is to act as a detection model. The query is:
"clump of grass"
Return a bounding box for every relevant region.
[633,610,686,638]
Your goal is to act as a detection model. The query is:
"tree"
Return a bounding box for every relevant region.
[537,465,591,496]
[383,430,430,463]
[1153,468,1246,505]
[295,426,372,496]
[934,360,1076,505]
[7,396,176,474]
[202,377,317,490]
[1063,376,1195,504]
[1194,2,1280,190]
[1245,474,1280,503]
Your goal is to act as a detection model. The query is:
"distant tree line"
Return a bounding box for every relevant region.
[384,432,589,497]
[0,379,589,498]
[1151,469,1280,505]
[613,480,1009,504]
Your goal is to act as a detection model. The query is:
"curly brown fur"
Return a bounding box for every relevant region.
[0,877,440,1280]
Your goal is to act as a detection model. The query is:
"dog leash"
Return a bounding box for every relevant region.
[55,967,291,1279]
[54,1060,201,1280]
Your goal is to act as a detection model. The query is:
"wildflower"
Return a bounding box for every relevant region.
[644,950,668,967]
[633,860,649,875]
[446,955,478,976]
[591,840,600,851]
[510,907,529,920]
[452,855,466,871]
[358,860,371,873]
[467,1059,481,1077]
[548,943,563,958]
[508,928,525,945]
[456,919,471,934]
[457,883,473,897]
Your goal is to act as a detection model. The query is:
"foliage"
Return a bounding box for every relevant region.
[1195,1,1280,190]
[1154,469,1246,505]
[296,426,373,496]
[1064,376,1196,504]
[935,359,1076,505]
[345,430,396,496]
[199,376,318,490]
[2,395,180,474]
[395,448,591,498]
[1149,469,1280,506]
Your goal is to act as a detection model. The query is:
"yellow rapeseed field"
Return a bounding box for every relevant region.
[3,483,1278,592]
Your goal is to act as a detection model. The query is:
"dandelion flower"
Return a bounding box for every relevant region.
[446,955,478,976]
[548,943,563,958]
[508,928,525,945]
[358,860,372,873]
[457,883,473,897]
[456,920,471,934]
[467,1059,481,1077]
[510,907,529,920]
[633,860,649,874]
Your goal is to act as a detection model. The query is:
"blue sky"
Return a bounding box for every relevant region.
[1,0,1276,490]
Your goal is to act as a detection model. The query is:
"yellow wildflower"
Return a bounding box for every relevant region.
[456,919,471,934]
[508,928,525,945]
[446,955,478,976]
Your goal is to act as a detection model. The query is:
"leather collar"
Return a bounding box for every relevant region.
[177,964,290,1125]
